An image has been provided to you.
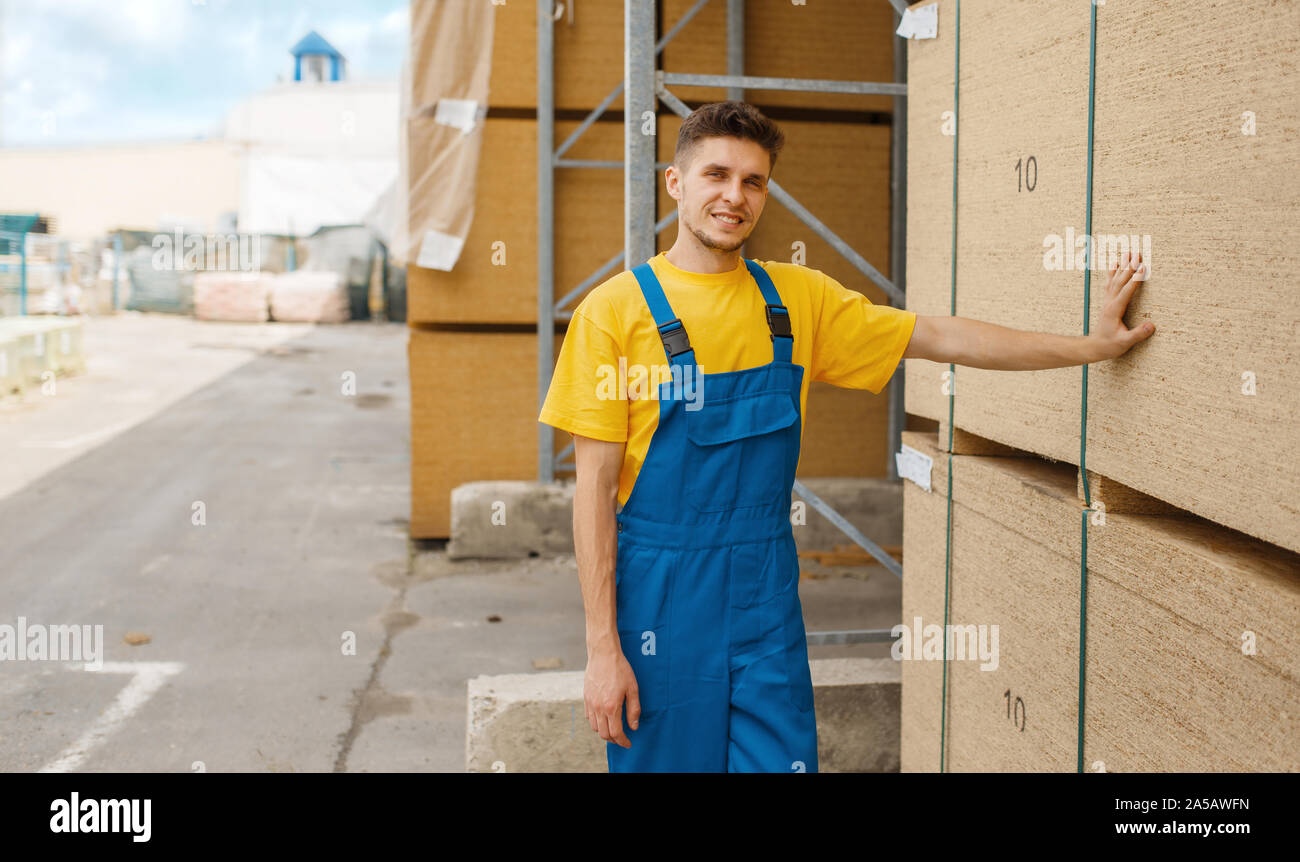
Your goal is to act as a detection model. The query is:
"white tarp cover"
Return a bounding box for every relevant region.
[226,81,400,238]
[403,0,494,271]
[239,153,398,237]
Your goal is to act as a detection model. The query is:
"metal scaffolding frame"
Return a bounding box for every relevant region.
[538,0,910,644]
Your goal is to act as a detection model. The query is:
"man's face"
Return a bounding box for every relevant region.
[666,136,770,253]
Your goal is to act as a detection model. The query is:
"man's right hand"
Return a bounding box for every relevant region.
[584,646,641,748]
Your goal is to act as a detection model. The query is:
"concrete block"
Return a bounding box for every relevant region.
[447,480,575,560]
[0,333,23,397]
[0,316,85,387]
[811,657,901,773]
[465,670,604,773]
[466,657,900,773]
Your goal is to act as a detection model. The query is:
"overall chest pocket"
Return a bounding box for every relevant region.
[683,388,799,514]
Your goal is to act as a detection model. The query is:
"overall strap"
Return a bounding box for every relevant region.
[744,259,793,363]
[631,262,697,366]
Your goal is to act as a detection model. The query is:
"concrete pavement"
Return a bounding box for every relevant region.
[0,313,901,772]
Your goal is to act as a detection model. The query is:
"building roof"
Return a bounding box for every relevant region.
[290,31,342,58]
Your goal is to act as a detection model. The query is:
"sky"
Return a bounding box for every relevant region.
[0,0,408,147]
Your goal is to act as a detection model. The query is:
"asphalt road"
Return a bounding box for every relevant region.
[0,316,410,772]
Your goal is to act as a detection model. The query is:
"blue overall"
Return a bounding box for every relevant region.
[607,259,818,773]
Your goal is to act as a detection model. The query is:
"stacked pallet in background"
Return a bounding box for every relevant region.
[899,0,1300,771]
[269,271,350,323]
[903,0,1300,553]
[125,246,195,315]
[406,1,905,537]
[193,272,274,323]
[899,431,1299,771]
[4,242,63,315]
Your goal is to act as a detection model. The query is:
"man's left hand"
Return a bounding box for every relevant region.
[1092,249,1156,359]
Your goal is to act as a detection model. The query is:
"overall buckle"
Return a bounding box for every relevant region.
[766,304,793,341]
[657,318,693,359]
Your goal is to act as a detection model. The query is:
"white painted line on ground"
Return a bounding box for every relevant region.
[21,419,139,450]
[39,661,184,773]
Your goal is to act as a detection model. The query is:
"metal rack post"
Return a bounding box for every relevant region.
[537,0,556,482]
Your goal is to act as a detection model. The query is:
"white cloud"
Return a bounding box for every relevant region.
[1,0,406,147]
[378,6,407,34]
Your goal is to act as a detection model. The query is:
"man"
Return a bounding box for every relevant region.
[538,101,1153,773]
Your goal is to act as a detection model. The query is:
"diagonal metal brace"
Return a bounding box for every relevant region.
[793,479,903,579]
[804,629,900,646]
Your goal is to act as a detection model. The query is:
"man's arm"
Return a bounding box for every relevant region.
[903,251,1156,369]
[572,433,640,748]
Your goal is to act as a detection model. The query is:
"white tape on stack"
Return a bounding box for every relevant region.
[896,444,934,493]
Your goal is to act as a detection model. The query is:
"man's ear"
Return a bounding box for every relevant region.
[664,164,682,202]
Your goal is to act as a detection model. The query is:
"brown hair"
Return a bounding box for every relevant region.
[673,101,785,175]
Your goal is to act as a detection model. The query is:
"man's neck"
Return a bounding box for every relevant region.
[663,239,742,275]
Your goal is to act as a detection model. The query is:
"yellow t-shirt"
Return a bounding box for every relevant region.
[539,252,917,506]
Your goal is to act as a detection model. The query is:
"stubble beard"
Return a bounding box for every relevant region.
[687,209,748,253]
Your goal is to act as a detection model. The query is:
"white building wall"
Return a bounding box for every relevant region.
[0,80,399,241]
[0,139,240,239]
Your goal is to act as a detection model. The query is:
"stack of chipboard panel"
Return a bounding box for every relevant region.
[406,117,624,326]
[406,0,906,537]
[269,271,349,323]
[899,431,1299,772]
[898,0,1300,771]
[193,272,273,323]
[406,0,619,538]
[410,0,625,117]
[902,0,1299,553]
[661,0,898,114]
[410,332,565,538]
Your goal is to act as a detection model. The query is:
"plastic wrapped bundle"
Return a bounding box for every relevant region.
[193,272,272,322]
[269,271,349,323]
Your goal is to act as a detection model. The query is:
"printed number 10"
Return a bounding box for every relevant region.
[1015,156,1038,192]
[1004,688,1027,732]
